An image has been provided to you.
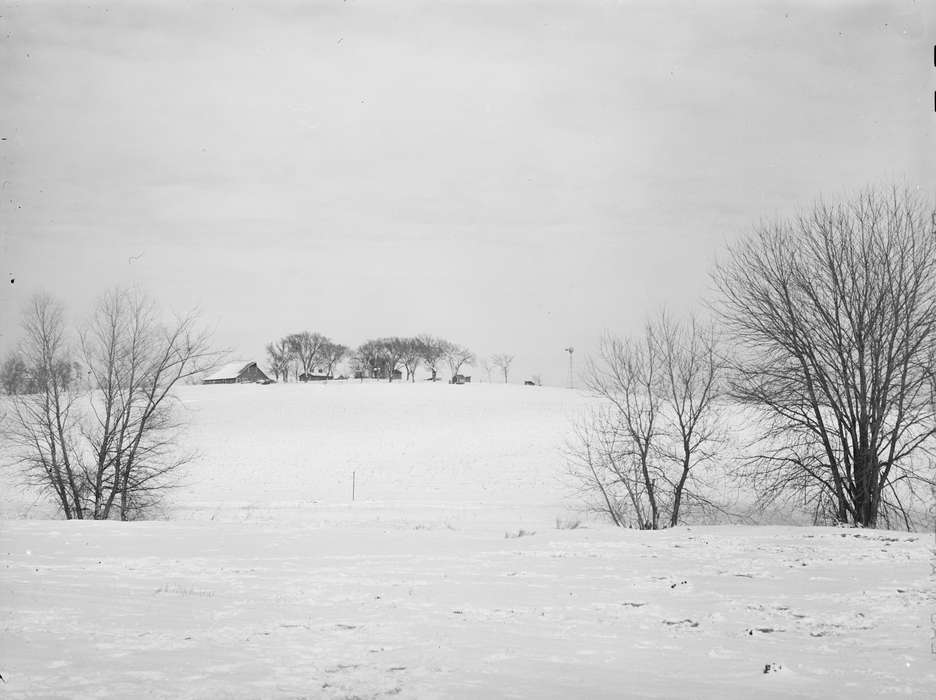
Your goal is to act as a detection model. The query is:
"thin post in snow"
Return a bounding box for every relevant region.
[352,471,356,502]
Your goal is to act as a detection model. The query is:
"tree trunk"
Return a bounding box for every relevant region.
[640,449,659,529]
[670,450,691,527]
[853,447,879,527]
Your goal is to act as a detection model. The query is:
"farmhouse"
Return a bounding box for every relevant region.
[202,361,271,385]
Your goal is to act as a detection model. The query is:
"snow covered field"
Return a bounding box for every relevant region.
[2,382,591,526]
[1,382,934,697]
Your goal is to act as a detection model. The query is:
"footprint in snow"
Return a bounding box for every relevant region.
[663,618,699,628]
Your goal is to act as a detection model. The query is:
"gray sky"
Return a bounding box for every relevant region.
[1,0,933,384]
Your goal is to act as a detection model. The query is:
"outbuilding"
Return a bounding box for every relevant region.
[202,361,271,385]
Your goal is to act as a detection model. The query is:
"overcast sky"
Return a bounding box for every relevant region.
[1,0,933,384]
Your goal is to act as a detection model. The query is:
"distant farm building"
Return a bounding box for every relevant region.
[353,367,403,381]
[202,361,271,385]
[450,374,471,385]
[299,371,332,382]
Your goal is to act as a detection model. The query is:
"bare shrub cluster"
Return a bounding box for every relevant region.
[4,290,217,520]
[570,313,724,529]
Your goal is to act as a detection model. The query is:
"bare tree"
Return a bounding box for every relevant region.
[380,337,408,382]
[400,337,422,382]
[354,338,404,381]
[347,345,368,381]
[479,355,493,383]
[79,289,217,520]
[575,313,725,530]
[320,341,348,378]
[585,330,662,529]
[265,339,290,382]
[8,290,217,520]
[654,313,724,527]
[7,295,85,518]
[287,331,327,381]
[416,334,445,382]
[491,353,514,384]
[443,342,475,381]
[567,404,673,529]
[566,407,625,526]
[355,339,385,380]
[713,187,936,528]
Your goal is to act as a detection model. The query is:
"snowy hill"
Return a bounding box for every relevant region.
[3,381,594,525]
[1,382,933,697]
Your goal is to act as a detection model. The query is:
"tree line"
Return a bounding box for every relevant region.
[264,333,518,384]
[264,332,348,382]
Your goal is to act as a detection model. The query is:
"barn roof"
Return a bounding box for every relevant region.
[203,361,255,382]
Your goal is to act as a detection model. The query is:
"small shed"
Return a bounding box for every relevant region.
[202,361,271,385]
[450,374,472,385]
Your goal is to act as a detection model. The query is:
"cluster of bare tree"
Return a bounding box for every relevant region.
[570,313,723,529]
[477,354,516,383]
[2,290,217,520]
[1,352,81,396]
[261,332,524,385]
[265,332,348,382]
[574,186,936,530]
[348,336,474,383]
[263,333,483,384]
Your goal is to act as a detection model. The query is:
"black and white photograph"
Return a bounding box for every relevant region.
[1,0,934,697]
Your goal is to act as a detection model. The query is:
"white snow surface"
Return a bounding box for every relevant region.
[1,382,934,697]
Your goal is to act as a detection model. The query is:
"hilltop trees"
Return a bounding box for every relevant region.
[262,332,475,383]
[7,290,217,520]
[399,338,422,382]
[378,338,408,382]
[443,342,475,380]
[491,354,514,384]
[416,334,446,381]
[478,356,493,383]
[713,187,936,528]
[353,338,398,380]
[320,341,348,378]
[287,331,327,380]
[265,338,291,382]
[264,332,346,381]
[259,331,489,383]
